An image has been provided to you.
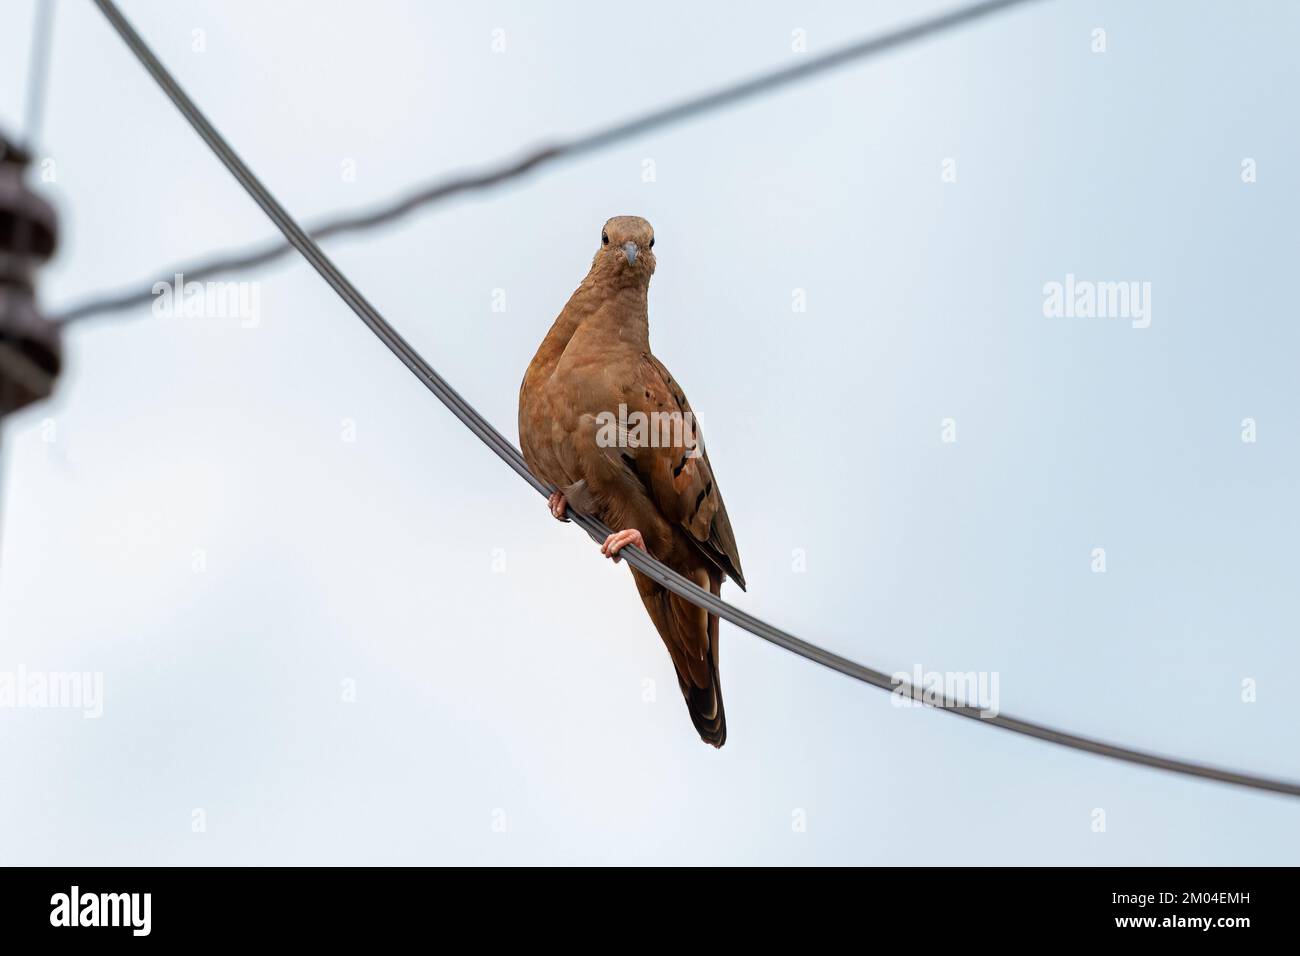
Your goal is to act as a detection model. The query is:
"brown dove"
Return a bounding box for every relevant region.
[519,215,745,747]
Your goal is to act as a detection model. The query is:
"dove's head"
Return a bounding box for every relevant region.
[593,215,656,285]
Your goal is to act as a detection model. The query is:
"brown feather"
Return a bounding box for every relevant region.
[518,215,743,746]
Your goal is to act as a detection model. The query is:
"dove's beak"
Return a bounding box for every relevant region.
[622,241,638,266]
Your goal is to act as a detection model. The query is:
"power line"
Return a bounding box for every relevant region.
[57,0,1045,325]
[89,0,1300,799]
[23,0,56,150]
[2,0,60,572]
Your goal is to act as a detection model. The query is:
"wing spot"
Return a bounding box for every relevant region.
[693,480,713,515]
[673,454,690,479]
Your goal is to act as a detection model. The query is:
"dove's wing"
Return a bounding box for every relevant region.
[633,354,746,591]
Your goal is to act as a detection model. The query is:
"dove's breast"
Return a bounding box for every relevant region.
[519,280,650,495]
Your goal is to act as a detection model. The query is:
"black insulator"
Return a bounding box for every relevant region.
[0,131,61,417]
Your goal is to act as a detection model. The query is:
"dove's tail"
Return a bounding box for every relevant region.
[633,567,727,748]
[681,595,727,748]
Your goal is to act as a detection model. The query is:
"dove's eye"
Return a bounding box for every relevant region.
[601,232,609,246]
[649,237,655,248]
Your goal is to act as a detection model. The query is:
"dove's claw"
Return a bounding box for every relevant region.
[548,492,570,522]
[601,529,645,563]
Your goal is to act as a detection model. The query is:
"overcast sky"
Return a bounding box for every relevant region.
[2,0,1298,864]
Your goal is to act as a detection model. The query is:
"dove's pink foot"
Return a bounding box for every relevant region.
[548,492,569,522]
[601,529,645,563]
